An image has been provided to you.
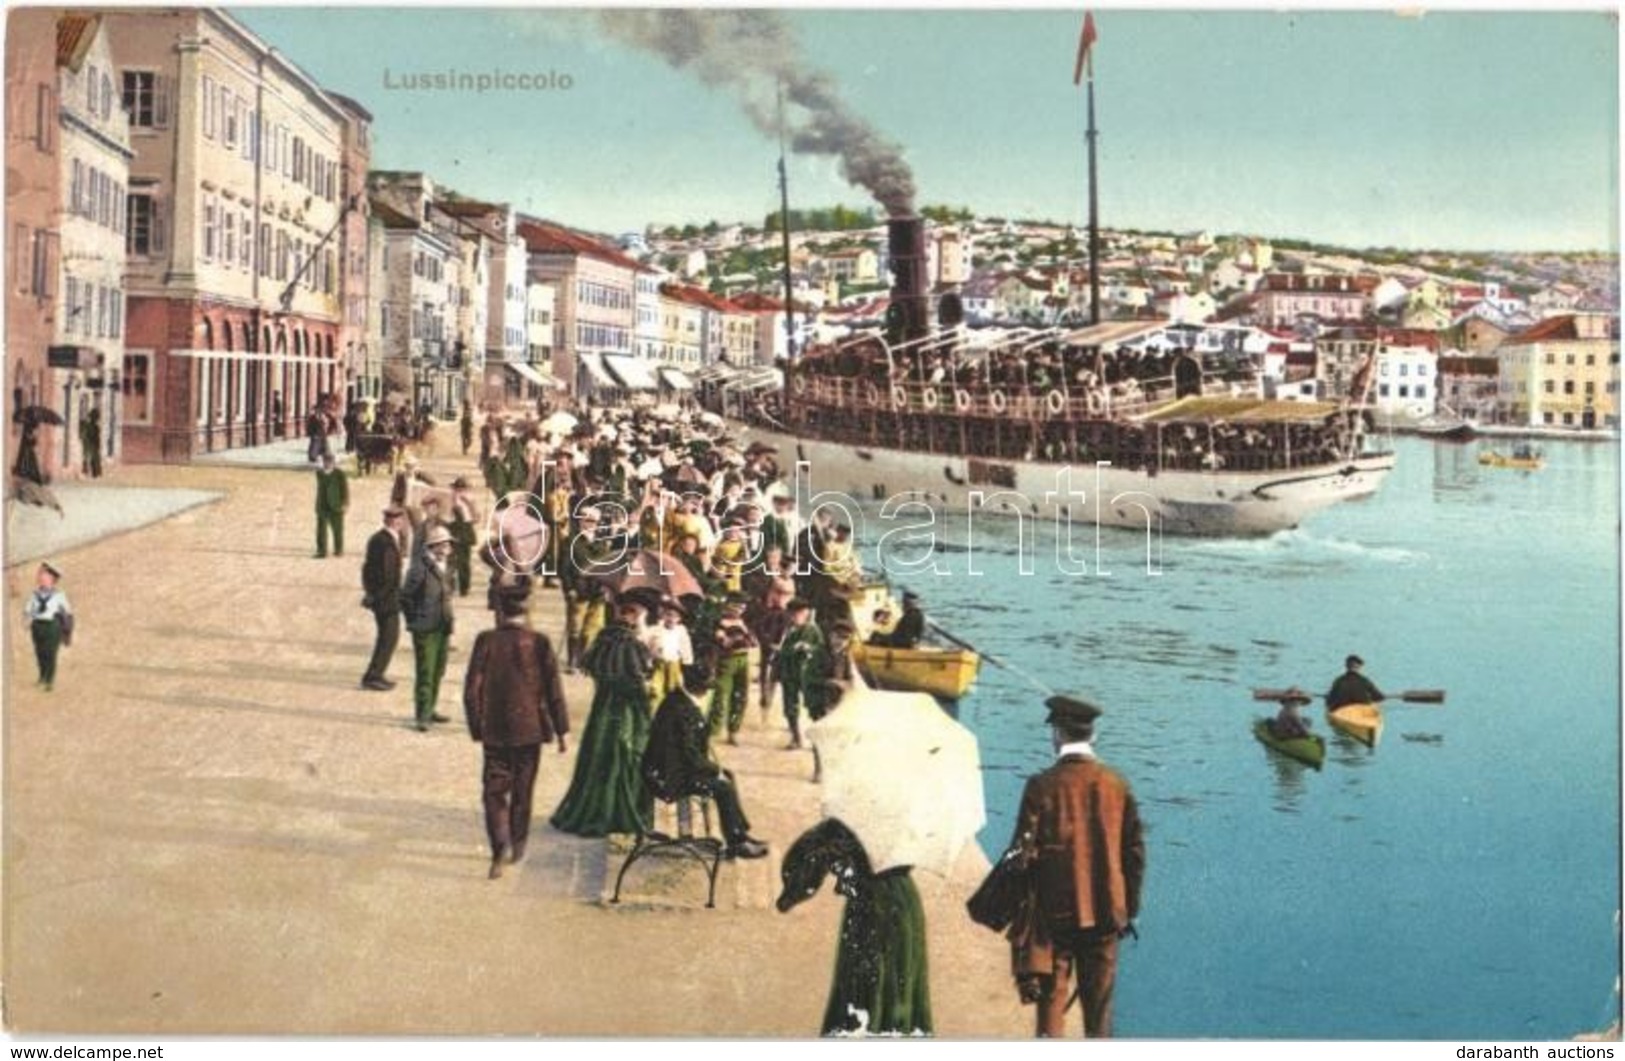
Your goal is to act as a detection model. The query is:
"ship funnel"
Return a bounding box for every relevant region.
[886,216,930,346]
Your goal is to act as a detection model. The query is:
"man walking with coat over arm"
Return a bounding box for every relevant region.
[1008,695,1145,1039]
[464,577,569,879]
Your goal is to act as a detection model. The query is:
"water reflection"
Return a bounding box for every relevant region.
[1265,739,1314,813]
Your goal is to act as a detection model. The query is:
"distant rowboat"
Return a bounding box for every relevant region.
[852,641,981,701]
[1478,447,1544,471]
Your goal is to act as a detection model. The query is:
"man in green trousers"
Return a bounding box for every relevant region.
[315,453,349,558]
[403,524,458,731]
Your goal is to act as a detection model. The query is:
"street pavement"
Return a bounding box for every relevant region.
[2,439,1025,1038]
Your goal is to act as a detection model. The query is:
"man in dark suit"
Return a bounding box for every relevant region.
[1008,695,1145,1038]
[360,505,409,691]
[463,577,569,879]
[643,663,767,860]
[1326,653,1386,710]
[314,453,349,558]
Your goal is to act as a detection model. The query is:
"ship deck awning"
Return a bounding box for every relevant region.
[1055,319,1172,350]
[505,361,557,388]
[724,368,783,392]
[692,363,740,384]
[602,354,659,391]
[1137,396,1345,424]
[658,367,694,391]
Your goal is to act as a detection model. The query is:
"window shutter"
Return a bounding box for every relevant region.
[153,199,167,254]
[153,75,170,128]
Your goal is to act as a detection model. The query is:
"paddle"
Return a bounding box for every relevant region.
[925,619,1010,670]
[1252,687,1447,704]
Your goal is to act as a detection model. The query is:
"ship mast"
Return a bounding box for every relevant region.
[1081,12,1101,327]
[776,79,797,363]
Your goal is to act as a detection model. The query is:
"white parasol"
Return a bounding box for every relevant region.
[807,678,986,876]
[488,496,548,570]
[539,411,578,436]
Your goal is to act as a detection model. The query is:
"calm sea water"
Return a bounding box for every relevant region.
[858,434,1621,1039]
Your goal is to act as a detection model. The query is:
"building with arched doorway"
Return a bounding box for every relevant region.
[102,8,362,461]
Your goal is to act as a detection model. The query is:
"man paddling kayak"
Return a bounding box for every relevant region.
[1326,654,1386,710]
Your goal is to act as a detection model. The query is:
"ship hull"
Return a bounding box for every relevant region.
[736,424,1395,537]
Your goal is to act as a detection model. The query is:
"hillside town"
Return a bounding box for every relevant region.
[7,6,1619,487]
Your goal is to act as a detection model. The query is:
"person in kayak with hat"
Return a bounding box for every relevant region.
[1269,687,1314,740]
[1326,654,1385,710]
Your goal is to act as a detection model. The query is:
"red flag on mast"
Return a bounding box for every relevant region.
[1073,11,1098,85]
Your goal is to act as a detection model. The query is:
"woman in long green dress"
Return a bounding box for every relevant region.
[550,601,654,837]
[776,818,932,1037]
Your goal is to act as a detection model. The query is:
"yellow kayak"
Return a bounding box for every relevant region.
[1327,703,1384,748]
[853,641,981,701]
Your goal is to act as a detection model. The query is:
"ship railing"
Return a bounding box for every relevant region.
[791,375,1167,421]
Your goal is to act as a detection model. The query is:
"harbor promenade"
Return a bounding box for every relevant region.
[1,441,1027,1038]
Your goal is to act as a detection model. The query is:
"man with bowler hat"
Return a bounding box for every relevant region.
[360,505,410,691]
[463,577,569,879]
[1007,694,1145,1038]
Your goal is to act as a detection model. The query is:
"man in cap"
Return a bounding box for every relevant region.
[559,506,610,671]
[710,596,758,744]
[447,476,480,597]
[774,598,826,750]
[402,524,459,731]
[878,591,923,650]
[1007,695,1145,1038]
[314,452,349,558]
[24,561,72,691]
[360,505,411,691]
[464,576,569,879]
[643,662,768,860]
[1326,654,1385,710]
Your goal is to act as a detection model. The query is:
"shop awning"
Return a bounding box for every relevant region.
[505,361,556,388]
[658,367,694,391]
[602,354,659,391]
[579,352,616,389]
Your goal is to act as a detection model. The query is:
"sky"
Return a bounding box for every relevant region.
[231,6,1621,253]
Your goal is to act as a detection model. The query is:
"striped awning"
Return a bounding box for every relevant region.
[602,354,659,391]
[505,361,556,388]
[579,352,616,388]
[658,367,694,391]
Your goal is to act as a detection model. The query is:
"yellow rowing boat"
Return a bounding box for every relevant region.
[1327,703,1384,747]
[852,641,981,701]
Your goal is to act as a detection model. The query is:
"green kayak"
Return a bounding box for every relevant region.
[1253,718,1326,769]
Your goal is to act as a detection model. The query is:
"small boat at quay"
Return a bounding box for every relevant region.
[1413,416,1478,442]
[1252,718,1326,769]
[1327,703,1384,748]
[852,641,981,701]
[1478,444,1544,471]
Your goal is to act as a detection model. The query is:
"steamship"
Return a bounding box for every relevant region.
[722,215,1396,537]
